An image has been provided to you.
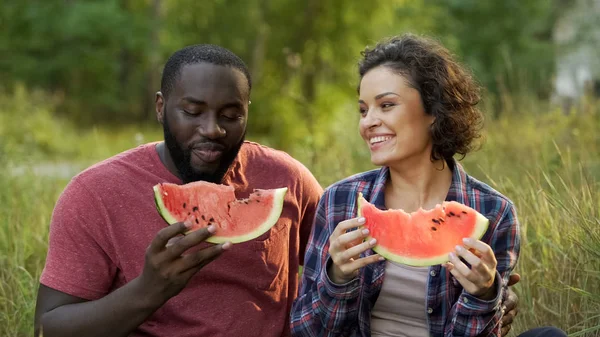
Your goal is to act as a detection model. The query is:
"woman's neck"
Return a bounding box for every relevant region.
[385,155,453,213]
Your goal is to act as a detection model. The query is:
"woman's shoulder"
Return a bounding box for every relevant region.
[464,173,515,206]
[323,168,383,196]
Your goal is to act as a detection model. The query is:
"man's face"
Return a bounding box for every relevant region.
[156,62,249,183]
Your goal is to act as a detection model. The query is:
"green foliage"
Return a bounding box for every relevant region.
[0,84,162,167]
[0,0,153,123]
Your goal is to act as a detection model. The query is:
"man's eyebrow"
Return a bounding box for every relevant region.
[181,97,206,105]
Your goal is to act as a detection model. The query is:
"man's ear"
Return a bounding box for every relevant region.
[156,91,165,124]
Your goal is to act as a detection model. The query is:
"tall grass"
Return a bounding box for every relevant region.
[0,87,599,336]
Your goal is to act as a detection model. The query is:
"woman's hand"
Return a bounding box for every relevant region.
[327,217,383,284]
[445,238,498,300]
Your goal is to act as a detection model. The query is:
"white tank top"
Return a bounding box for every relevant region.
[370,261,430,337]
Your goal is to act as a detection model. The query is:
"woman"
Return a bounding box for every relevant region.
[290,34,521,337]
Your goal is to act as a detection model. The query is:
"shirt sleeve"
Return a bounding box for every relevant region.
[444,200,521,336]
[40,177,117,301]
[290,188,361,336]
[296,165,324,266]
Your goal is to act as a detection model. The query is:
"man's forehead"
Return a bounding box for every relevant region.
[173,62,249,99]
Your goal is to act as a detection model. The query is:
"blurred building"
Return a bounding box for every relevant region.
[553,0,600,112]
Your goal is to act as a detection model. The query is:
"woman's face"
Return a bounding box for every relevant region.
[358,66,434,167]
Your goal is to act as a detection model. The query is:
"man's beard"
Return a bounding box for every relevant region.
[163,116,245,184]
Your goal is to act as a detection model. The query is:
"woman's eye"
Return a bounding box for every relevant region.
[381,103,395,109]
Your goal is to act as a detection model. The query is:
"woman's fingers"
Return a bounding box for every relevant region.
[462,238,497,267]
[454,245,491,278]
[339,253,383,274]
[338,238,377,263]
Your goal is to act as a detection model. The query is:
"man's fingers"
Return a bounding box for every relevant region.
[166,235,184,248]
[166,224,217,258]
[507,273,521,287]
[149,222,190,253]
[505,287,519,311]
[501,324,511,337]
[502,308,516,326]
[179,241,231,273]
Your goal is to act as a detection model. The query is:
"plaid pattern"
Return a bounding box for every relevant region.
[290,161,520,337]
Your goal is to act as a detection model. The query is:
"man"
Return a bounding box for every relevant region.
[34,44,323,337]
[34,44,521,337]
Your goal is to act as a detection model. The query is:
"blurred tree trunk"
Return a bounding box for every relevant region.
[298,0,321,168]
[144,0,161,122]
[250,0,269,86]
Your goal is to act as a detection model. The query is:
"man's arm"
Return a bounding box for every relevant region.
[34,279,162,337]
[34,223,228,337]
[501,273,521,337]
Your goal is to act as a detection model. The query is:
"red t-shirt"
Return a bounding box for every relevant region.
[40,141,323,337]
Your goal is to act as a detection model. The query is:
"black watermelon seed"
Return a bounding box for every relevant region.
[188,212,191,216]
[209,217,214,222]
[432,219,440,224]
[438,218,445,223]
[195,219,199,224]
[449,211,456,216]
[201,215,206,220]
[462,211,467,214]
[193,206,199,212]
[183,203,187,209]
[431,227,437,231]
[257,200,260,203]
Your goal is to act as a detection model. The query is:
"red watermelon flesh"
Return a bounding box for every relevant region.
[153,181,287,244]
[357,193,489,266]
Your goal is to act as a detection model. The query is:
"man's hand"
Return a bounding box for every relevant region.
[501,273,521,336]
[34,221,231,337]
[139,221,231,303]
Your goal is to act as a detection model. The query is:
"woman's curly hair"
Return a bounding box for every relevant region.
[358,33,484,164]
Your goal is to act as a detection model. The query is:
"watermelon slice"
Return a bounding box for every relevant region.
[357,193,489,266]
[153,181,287,244]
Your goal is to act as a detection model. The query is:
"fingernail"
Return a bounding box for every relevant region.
[357,217,366,224]
[455,245,463,252]
[207,225,216,233]
[463,238,473,245]
[184,220,194,228]
[221,242,232,250]
[369,238,377,246]
[362,228,370,235]
[378,256,385,261]
[449,252,456,259]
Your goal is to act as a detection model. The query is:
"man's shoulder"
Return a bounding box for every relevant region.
[71,142,157,188]
[241,141,316,179]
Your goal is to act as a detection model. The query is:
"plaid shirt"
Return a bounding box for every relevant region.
[290,161,520,337]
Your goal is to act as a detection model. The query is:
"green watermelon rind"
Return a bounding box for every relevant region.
[153,184,179,225]
[153,185,288,244]
[357,193,490,267]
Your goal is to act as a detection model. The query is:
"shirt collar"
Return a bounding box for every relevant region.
[368,159,468,210]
